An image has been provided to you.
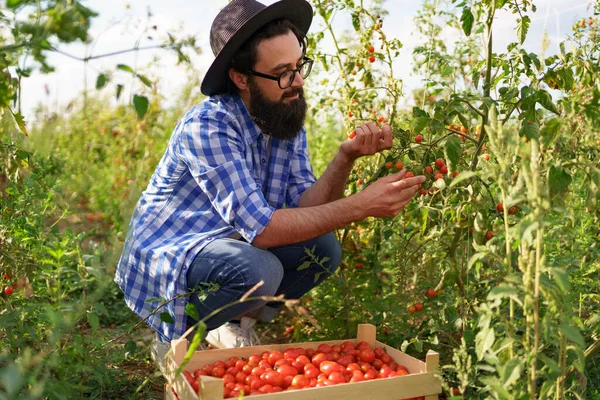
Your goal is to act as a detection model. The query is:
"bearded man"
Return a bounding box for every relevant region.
[115,0,425,357]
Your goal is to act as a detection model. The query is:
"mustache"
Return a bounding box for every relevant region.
[282,87,303,98]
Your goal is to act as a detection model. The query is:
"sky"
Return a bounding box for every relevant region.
[13,0,594,122]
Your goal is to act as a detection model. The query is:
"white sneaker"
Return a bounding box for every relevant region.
[151,334,207,373]
[205,317,261,349]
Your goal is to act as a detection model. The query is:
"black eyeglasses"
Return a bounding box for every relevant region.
[247,57,314,89]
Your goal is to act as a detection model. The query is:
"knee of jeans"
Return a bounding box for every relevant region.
[315,232,342,274]
[245,252,284,295]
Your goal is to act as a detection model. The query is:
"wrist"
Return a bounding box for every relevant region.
[336,149,356,167]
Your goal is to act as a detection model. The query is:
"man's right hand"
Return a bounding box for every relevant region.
[354,169,426,219]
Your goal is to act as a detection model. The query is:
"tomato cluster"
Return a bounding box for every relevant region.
[2,271,26,296]
[182,341,424,399]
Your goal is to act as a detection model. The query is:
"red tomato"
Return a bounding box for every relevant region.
[346,362,361,372]
[372,358,383,369]
[415,134,423,143]
[414,303,423,312]
[329,372,346,384]
[248,354,261,365]
[263,371,283,387]
[225,357,239,368]
[364,370,377,380]
[267,351,283,366]
[304,365,320,379]
[434,173,444,181]
[337,354,355,367]
[4,286,14,296]
[427,289,436,297]
[350,370,365,382]
[358,348,375,363]
[405,172,415,178]
[380,354,393,364]
[283,349,300,359]
[277,364,297,379]
[367,45,375,53]
[435,158,445,168]
[440,165,448,174]
[212,366,225,378]
[311,352,328,368]
[395,161,404,170]
[291,374,310,388]
[379,365,393,378]
[368,55,376,63]
[424,166,433,174]
[190,378,200,393]
[319,361,342,376]
[317,343,332,353]
[374,347,385,358]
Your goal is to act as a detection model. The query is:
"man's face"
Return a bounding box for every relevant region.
[246,31,307,140]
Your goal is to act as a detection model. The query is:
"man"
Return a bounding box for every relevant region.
[115,0,425,355]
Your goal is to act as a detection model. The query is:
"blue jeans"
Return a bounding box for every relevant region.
[185,233,341,332]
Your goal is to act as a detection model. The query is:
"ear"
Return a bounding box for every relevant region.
[229,68,249,91]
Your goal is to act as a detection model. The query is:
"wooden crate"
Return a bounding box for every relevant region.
[164,324,441,400]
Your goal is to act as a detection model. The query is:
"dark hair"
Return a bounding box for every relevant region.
[226,19,307,94]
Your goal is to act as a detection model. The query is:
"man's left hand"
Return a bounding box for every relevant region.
[340,122,393,163]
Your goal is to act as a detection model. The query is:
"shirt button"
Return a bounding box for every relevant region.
[261,158,266,163]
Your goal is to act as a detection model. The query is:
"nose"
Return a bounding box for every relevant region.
[290,70,304,88]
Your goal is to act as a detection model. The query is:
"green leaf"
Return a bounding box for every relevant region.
[116,84,124,100]
[449,170,478,187]
[351,12,360,31]
[460,7,474,36]
[540,118,561,148]
[537,90,559,115]
[96,73,108,89]
[117,64,135,73]
[419,208,428,235]
[444,135,462,170]
[559,323,585,347]
[487,284,521,304]
[124,340,137,355]
[297,261,312,271]
[412,116,429,134]
[516,16,530,44]
[160,312,174,324]
[501,358,522,387]
[185,303,200,320]
[94,302,109,316]
[519,120,539,140]
[548,165,572,198]
[0,364,23,395]
[133,94,149,119]
[145,296,164,303]
[550,267,570,293]
[87,311,99,332]
[8,108,28,136]
[475,325,495,360]
[136,73,153,88]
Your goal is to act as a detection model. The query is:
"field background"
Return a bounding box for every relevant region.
[1,0,599,399]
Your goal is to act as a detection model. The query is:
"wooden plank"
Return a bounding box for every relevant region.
[425,350,440,400]
[220,373,441,400]
[356,324,377,348]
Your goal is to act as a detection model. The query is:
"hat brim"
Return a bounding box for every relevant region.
[201,0,313,96]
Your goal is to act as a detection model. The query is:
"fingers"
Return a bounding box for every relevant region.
[391,175,426,187]
[380,124,393,149]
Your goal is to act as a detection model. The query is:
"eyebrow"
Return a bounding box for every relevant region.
[270,55,304,73]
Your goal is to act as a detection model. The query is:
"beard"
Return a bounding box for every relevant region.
[247,79,307,141]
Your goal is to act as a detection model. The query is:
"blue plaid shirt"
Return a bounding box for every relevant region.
[115,93,316,341]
